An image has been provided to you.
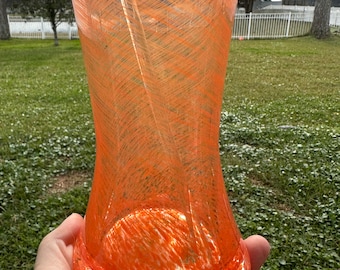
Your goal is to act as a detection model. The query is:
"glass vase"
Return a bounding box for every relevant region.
[72,0,250,269]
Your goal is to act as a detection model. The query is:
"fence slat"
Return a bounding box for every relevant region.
[41,17,45,40]
[286,12,291,37]
[247,12,252,40]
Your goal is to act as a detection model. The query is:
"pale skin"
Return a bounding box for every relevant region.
[35,213,270,270]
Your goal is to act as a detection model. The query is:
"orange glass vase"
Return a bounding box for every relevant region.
[72,0,250,269]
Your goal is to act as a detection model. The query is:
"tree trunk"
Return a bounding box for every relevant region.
[52,23,59,46]
[49,9,59,46]
[311,0,331,39]
[244,0,254,13]
[237,0,254,13]
[0,0,10,40]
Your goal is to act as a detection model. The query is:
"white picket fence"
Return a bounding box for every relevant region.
[232,12,314,39]
[8,16,78,40]
[8,11,340,40]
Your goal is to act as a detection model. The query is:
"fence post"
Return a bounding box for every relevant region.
[7,15,11,36]
[286,12,291,38]
[247,12,252,40]
[68,24,72,40]
[41,17,45,39]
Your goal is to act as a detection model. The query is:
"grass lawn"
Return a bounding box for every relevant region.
[0,37,339,269]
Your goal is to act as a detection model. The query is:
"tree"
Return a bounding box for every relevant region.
[238,0,255,13]
[10,0,73,46]
[0,0,10,40]
[310,0,331,39]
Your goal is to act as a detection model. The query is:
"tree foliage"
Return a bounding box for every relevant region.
[10,0,74,45]
[311,0,331,39]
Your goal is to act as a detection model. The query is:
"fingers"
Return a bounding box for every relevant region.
[244,235,270,270]
[45,213,84,246]
[35,214,84,270]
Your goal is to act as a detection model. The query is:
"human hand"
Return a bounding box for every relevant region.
[34,213,84,270]
[35,213,269,270]
[244,235,271,270]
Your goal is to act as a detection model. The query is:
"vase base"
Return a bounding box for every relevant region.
[73,208,250,269]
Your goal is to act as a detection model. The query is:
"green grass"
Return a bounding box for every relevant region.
[221,37,340,269]
[0,37,339,269]
[0,39,93,268]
